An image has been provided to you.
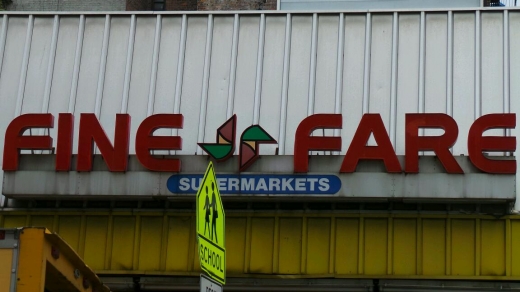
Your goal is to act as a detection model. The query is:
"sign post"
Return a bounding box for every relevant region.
[196,161,226,285]
[200,274,223,292]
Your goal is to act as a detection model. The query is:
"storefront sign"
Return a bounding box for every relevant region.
[2,112,516,175]
[196,162,226,285]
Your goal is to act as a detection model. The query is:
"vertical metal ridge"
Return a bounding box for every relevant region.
[300,217,308,274]
[418,11,426,116]
[389,12,399,149]
[174,15,187,116]
[132,215,142,270]
[226,14,239,119]
[39,15,60,149]
[418,11,426,151]
[278,13,291,155]
[475,10,481,119]
[95,14,111,117]
[362,13,372,114]
[272,216,280,273]
[121,15,137,114]
[104,215,114,270]
[358,217,365,274]
[416,217,423,275]
[186,216,197,272]
[446,11,454,118]
[328,217,336,274]
[0,15,9,80]
[69,15,85,114]
[243,217,252,273]
[42,15,60,115]
[334,13,345,155]
[147,15,162,117]
[503,10,510,124]
[159,215,169,271]
[78,215,87,258]
[506,219,512,276]
[446,218,452,275]
[308,13,318,116]
[15,15,34,117]
[172,15,187,154]
[196,14,214,155]
[387,217,393,275]
[475,218,481,276]
[503,10,511,158]
[253,14,266,125]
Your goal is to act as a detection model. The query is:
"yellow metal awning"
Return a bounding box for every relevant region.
[1,212,520,281]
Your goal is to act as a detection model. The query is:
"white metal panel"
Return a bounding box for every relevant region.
[314,15,339,130]
[424,13,448,141]
[73,16,106,151]
[452,12,476,155]
[395,13,420,155]
[154,16,180,116]
[368,14,393,145]
[48,16,80,148]
[234,15,260,151]
[99,16,131,143]
[259,15,285,155]
[481,12,505,139]
[153,15,181,150]
[313,15,339,151]
[21,17,53,116]
[47,16,79,152]
[204,15,233,144]
[285,15,312,155]
[0,16,27,159]
[177,16,206,155]
[340,14,365,154]
[127,16,156,154]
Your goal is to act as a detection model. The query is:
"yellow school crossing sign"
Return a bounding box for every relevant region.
[196,162,226,284]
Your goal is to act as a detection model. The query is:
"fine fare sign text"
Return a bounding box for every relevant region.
[2,112,516,175]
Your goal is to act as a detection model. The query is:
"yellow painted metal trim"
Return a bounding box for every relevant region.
[4,212,520,281]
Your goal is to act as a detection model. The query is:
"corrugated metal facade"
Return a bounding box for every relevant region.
[0,9,519,203]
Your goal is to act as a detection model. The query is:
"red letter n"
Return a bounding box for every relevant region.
[77,113,130,172]
[294,114,342,173]
[3,114,54,171]
[405,113,463,173]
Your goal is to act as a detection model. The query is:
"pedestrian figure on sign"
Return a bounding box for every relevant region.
[203,186,211,237]
[210,182,219,243]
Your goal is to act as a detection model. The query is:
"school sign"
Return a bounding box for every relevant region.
[196,162,226,285]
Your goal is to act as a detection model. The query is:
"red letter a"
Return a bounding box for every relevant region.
[340,114,401,173]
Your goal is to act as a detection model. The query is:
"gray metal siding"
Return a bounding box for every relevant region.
[280,0,482,11]
[7,0,126,11]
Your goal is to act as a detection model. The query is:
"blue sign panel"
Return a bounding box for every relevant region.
[167,174,341,195]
